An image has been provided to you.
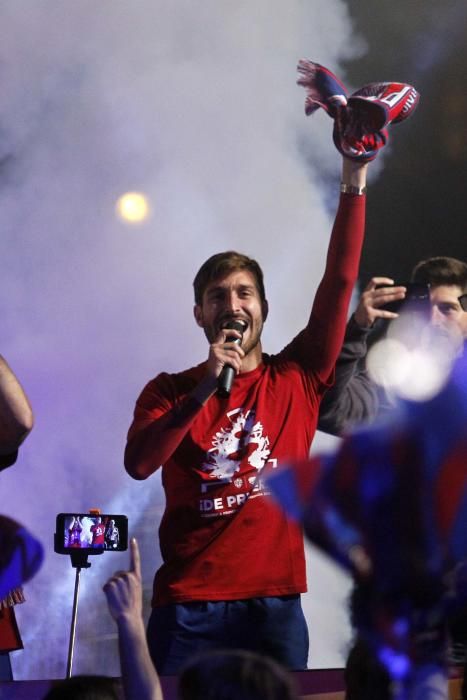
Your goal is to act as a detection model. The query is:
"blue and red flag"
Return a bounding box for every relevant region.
[268,352,467,677]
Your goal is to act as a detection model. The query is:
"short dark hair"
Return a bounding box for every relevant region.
[193,251,266,305]
[411,256,467,294]
[178,649,298,700]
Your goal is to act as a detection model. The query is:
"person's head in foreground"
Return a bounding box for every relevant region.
[177,648,298,700]
[42,675,120,700]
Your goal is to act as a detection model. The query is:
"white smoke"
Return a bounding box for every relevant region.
[0,0,366,679]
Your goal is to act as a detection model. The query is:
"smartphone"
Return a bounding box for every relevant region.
[55,513,128,554]
[379,282,430,314]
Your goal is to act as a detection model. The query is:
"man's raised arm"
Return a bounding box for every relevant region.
[300,158,368,384]
[295,59,419,384]
[317,277,406,435]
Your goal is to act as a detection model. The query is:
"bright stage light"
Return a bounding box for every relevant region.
[116,191,150,224]
[367,324,455,401]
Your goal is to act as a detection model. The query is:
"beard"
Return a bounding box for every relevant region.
[203,316,264,356]
[241,320,264,356]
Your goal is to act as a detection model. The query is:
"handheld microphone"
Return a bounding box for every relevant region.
[217,320,246,398]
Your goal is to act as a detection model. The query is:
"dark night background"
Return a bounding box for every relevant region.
[344,1,467,286]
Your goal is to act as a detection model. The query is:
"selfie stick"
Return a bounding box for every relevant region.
[66,549,94,678]
[59,509,104,678]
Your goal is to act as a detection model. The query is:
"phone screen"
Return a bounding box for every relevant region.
[380,282,430,314]
[55,513,128,553]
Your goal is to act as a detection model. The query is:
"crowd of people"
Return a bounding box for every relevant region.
[1,59,466,700]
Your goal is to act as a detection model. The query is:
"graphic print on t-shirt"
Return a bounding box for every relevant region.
[197,407,277,518]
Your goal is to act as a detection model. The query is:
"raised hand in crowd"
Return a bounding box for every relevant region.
[103,538,163,700]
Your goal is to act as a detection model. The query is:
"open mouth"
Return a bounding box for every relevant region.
[220,318,248,333]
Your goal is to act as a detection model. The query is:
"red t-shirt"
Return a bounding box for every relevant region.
[127,193,366,607]
[90,524,105,546]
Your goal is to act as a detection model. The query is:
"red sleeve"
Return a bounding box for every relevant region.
[279,193,366,387]
[124,374,204,480]
[310,192,366,382]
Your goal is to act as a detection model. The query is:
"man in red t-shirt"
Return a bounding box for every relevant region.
[124,156,370,674]
[90,517,106,548]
